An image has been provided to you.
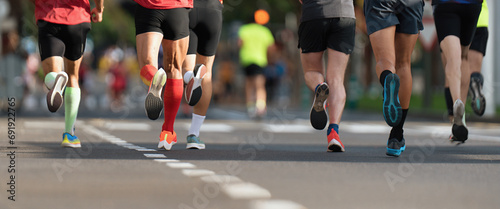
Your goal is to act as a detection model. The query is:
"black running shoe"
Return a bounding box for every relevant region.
[452,99,468,142]
[310,82,329,130]
[386,137,406,157]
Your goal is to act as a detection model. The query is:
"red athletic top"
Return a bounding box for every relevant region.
[35,0,91,25]
[134,0,193,9]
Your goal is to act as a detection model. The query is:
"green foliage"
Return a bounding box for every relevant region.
[90,0,136,48]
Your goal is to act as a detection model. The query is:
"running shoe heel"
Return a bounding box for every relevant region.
[186,134,206,150]
[386,138,405,157]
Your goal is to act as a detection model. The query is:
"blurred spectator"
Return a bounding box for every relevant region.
[238,9,275,118]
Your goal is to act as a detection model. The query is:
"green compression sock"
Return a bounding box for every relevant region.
[64,87,81,135]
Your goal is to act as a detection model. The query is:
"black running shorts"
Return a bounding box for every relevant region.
[298,17,355,54]
[37,20,91,61]
[244,64,265,77]
[470,27,488,56]
[135,4,190,40]
[187,0,223,56]
[433,3,481,46]
[364,0,424,35]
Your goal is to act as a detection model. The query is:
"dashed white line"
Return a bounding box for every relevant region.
[263,124,314,133]
[153,159,180,163]
[183,123,234,133]
[144,154,166,158]
[136,148,157,152]
[222,182,272,200]
[250,200,307,209]
[104,122,151,131]
[166,162,196,169]
[182,169,215,177]
[200,175,243,185]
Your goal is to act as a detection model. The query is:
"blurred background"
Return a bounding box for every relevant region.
[1,0,499,120]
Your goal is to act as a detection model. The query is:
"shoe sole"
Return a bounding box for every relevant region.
[145,70,166,120]
[452,100,468,142]
[310,83,329,130]
[469,77,485,116]
[386,145,406,157]
[158,140,176,151]
[185,64,207,106]
[61,142,81,148]
[186,143,206,150]
[449,134,465,145]
[383,74,402,127]
[47,73,68,113]
[327,139,345,152]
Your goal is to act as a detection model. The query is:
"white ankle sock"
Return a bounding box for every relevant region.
[189,113,206,137]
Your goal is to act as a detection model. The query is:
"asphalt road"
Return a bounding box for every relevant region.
[1,111,500,209]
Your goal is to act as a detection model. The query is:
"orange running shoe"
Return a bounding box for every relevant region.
[158,131,177,150]
[327,128,344,152]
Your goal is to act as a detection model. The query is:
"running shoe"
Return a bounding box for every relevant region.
[186,134,206,150]
[327,128,344,152]
[47,72,68,113]
[383,73,402,127]
[184,64,207,106]
[310,82,329,130]
[386,137,405,157]
[449,134,465,145]
[61,133,81,148]
[469,72,485,116]
[452,99,468,143]
[145,68,167,120]
[158,130,177,151]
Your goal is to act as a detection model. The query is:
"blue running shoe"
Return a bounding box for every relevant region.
[186,134,205,150]
[469,72,485,116]
[386,137,405,157]
[61,133,81,148]
[383,74,402,127]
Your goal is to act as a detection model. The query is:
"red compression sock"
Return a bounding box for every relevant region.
[162,79,183,132]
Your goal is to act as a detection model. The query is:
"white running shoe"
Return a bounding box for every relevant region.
[46,72,68,113]
[145,68,167,120]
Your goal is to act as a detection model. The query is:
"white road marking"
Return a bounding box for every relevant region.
[24,121,65,129]
[136,148,157,152]
[104,122,151,131]
[200,175,243,185]
[469,134,500,143]
[342,123,390,134]
[124,145,145,150]
[153,159,179,163]
[144,154,166,158]
[263,124,315,133]
[166,162,196,169]
[250,200,307,209]
[222,182,271,200]
[182,169,215,177]
[183,123,234,133]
